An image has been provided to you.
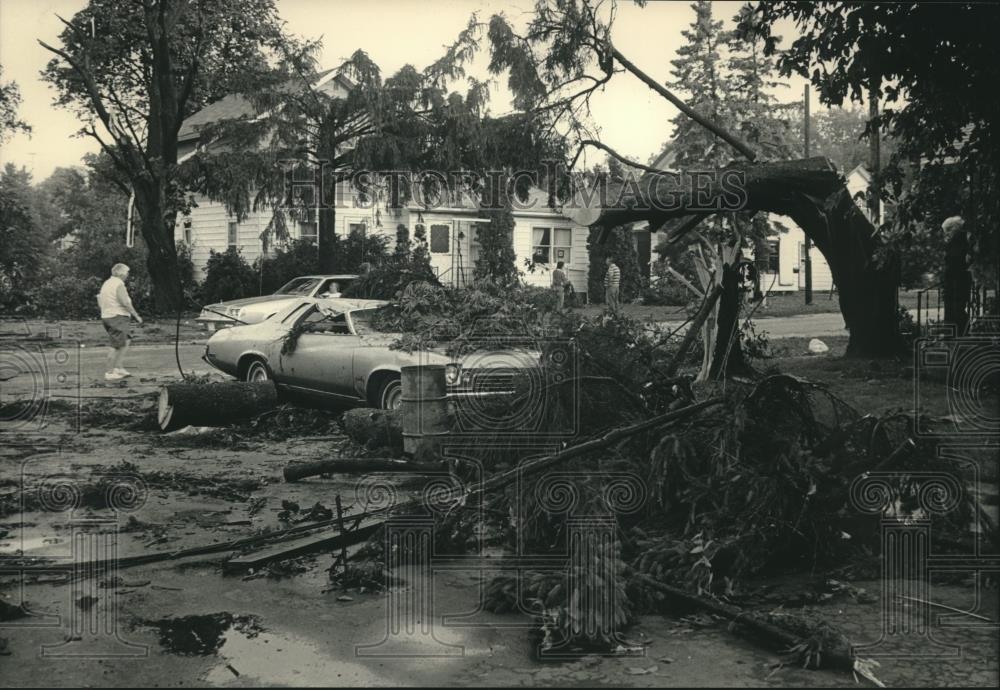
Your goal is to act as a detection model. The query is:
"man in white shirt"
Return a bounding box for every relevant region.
[97,263,142,381]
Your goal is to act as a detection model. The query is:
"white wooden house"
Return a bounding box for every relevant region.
[174,70,590,290]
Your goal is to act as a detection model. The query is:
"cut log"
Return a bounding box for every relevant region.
[340,408,403,451]
[157,381,278,432]
[283,458,448,482]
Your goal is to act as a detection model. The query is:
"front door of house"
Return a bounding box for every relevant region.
[429,222,454,285]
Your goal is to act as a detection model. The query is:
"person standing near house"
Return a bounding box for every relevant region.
[551,261,567,310]
[97,263,142,381]
[603,255,621,311]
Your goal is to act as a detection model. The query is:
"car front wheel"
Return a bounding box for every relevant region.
[245,359,272,383]
[377,377,403,410]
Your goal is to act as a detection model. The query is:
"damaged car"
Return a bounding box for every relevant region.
[202,297,542,409]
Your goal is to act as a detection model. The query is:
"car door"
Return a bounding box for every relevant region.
[274,305,362,398]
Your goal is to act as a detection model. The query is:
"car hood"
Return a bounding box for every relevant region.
[204,295,297,309]
[357,334,541,364]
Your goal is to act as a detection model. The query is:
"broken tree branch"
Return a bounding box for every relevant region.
[663,284,724,378]
[609,46,757,162]
[283,458,448,482]
[635,575,884,685]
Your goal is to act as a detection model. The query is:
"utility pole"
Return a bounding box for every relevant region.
[868,83,881,224]
[803,84,813,305]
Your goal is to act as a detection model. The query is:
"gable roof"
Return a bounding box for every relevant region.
[178,68,349,142]
[847,163,872,183]
[648,141,677,172]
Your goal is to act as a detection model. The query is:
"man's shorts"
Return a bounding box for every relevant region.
[102,316,132,349]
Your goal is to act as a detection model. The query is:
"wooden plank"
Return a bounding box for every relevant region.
[223,517,383,574]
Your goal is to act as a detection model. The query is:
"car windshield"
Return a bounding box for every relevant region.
[275,277,321,295]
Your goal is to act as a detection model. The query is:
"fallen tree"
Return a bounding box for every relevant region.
[568,157,902,358]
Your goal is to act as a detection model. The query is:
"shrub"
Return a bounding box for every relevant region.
[473,207,519,286]
[200,248,258,304]
[256,239,319,295]
[13,240,197,318]
[21,275,103,318]
[343,256,439,300]
[329,230,390,274]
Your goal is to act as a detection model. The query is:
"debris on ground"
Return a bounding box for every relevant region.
[808,338,830,354]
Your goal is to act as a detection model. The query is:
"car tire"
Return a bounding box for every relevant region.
[376,376,403,410]
[244,358,272,383]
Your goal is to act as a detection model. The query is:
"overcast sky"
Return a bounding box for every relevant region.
[0,0,808,182]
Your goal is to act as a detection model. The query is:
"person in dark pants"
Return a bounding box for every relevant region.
[942,216,972,335]
[551,261,567,310]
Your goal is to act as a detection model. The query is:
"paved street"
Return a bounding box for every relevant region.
[656,311,847,339]
[0,342,208,401]
[0,312,851,406]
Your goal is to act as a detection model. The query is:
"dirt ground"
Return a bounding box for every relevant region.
[1,325,997,687]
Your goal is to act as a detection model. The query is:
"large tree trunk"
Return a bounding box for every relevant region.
[135,187,184,313]
[318,201,337,272]
[568,157,903,358]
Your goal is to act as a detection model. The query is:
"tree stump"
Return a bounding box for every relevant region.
[157,381,278,432]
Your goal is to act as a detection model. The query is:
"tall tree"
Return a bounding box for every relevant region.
[40,0,291,311]
[668,1,733,170]
[746,1,1000,323]
[727,3,796,162]
[0,67,31,142]
[0,165,48,302]
[190,20,564,281]
[484,0,903,357]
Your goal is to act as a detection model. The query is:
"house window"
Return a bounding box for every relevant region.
[430,224,450,253]
[182,219,192,245]
[227,221,238,249]
[532,227,572,265]
[300,222,318,243]
[764,239,780,273]
[348,222,366,237]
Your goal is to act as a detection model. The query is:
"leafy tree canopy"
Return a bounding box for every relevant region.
[0,67,31,142]
[745,1,1000,290]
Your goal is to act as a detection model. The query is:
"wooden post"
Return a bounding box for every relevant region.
[803,85,813,305]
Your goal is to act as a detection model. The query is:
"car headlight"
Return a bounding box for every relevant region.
[445,363,461,385]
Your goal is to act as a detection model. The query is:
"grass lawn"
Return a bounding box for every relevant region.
[0,313,207,346]
[575,290,925,321]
